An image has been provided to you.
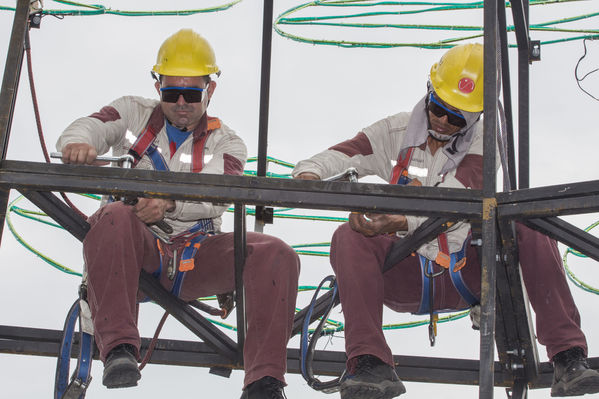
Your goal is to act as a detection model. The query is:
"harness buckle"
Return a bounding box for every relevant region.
[435,252,451,269]
[179,258,195,272]
[453,257,467,272]
[62,376,92,399]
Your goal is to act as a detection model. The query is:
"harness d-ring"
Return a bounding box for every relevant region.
[422,259,445,346]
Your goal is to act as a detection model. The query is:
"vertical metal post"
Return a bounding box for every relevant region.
[510,0,531,189]
[254,0,274,232]
[0,0,30,244]
[497,0,517,190]
[234,203,247,365]
[480,0,499,397]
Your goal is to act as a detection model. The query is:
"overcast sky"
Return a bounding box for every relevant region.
[1,1,598,398]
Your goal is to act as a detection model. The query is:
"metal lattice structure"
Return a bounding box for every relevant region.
[1,1,599,398]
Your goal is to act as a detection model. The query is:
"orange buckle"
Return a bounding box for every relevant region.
[179,258,195,272]
[453,257,467,272]
[435,252,451,269]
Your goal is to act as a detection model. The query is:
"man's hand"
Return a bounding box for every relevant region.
[60,143,107,165]
[349,212,408,237]
[294,172,320,180]
[131,198,175,224]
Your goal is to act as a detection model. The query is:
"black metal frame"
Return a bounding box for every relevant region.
[1,1,598,398]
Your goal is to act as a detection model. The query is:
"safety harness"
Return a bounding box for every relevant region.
[54,292,94,399]
[391,147,479,345]
[55,107,220,399]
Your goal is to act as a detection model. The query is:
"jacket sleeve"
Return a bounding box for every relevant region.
[56,96,136,154]
[165,126,247,223]
[292,115,405,181]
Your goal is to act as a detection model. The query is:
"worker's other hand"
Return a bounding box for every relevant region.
[294,172,320,180]
[131,198,175,224]
[408,178,422,187]
[60,143,108,165]
[349,212,407,237]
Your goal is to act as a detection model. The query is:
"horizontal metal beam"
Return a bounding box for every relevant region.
[0,325,525,387]
[9,324,598,389]
[20,190,89,242]
[497,180,599,218]
[0,160,483,218]
[523,217,599,262]
[384,217,450,271]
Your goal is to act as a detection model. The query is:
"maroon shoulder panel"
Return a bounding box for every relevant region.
[88,106,121,123]
[455,153,483,189]
[329,132,373,157]
[223,153,244,176]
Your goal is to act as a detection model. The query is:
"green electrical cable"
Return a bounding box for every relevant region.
[562,221,599,295]
[0,0,243,16]
[275,0,599,49]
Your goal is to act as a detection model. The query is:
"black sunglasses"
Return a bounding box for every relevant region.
[160,86,207,103]
[427,93,467,128]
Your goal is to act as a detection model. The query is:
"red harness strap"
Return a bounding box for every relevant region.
[390,146,465,269]
[389,147,415,185]
[127,105,221,173]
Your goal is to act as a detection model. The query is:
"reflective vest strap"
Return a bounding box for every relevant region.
[128,105,164,166]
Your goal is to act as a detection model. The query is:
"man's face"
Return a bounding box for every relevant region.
[155,75,214,131]
[427,93,466,137]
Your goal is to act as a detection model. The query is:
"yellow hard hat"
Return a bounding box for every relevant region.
[152,29,220,77]
[429,43,483,113]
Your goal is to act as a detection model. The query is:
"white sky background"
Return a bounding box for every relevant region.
[1,0,598,398]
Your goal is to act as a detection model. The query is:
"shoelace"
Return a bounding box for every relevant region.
[265,382,287,399]
[258,378,287,399]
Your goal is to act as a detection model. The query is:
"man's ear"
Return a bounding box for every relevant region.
[154,81,161,95]
[207,80,217,99]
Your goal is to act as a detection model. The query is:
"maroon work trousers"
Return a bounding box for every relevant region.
[330,222,587,367]
[83,202,300,387]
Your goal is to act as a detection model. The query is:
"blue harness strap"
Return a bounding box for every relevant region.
[145,143,169,172]
[171,233,211,297]
[415,237,479,315]
[448,242,479,307]
[55,299,94,399]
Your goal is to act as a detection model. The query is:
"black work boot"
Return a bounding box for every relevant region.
[102,343,141,389]
[240,376,287,399]
[340,354,406,399]
[551,346,599,397]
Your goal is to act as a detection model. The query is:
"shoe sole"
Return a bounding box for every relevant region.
[341,379,406,399]
[551,370,599,397]
[103,358,141,389]
[103,369,141,389]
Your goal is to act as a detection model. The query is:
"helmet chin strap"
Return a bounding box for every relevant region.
[428,129,453,142]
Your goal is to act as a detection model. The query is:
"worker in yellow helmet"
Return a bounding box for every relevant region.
[294,43,599,398]
[57,29,299,398]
